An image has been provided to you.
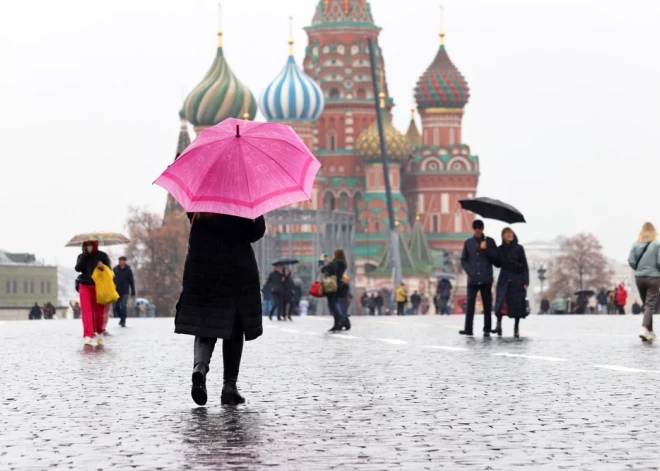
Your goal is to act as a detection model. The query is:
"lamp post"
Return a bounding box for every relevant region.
[537,265,547,298]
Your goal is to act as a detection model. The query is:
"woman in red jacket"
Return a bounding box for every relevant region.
[616,283,628,315]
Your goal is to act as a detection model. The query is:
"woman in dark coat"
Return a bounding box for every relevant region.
[321,249,350,332]
[492,228,529,338]
[175,212,266,406]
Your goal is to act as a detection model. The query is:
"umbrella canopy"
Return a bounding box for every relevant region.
[135,298,149,305]
[272,257,299,266]
[65,232,130,247]
[574,289,595,297]
[459,197,526,224]
[154,118,322,219]
[434,272,456,280]
[367,287,383,293]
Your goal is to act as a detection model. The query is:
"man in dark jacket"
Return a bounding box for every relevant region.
[596,288,607,314]
[29,302,42,320]
[113,256,136,327]
[460,219,499,336]
[437,278,453,315]
[411,291,422,315]
[267,264,285,320]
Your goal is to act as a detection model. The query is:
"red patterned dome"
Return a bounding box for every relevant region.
[415,36,470,110]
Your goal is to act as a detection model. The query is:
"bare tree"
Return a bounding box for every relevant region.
[125,207,189,315]
[546,233,613,299]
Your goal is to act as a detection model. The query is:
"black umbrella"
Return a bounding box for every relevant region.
[574,289,595,297]
[434,272,456,280]
[459,197,526,224]
[272,257,299,266]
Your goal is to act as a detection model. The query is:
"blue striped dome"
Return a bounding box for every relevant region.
[260,55,324,122]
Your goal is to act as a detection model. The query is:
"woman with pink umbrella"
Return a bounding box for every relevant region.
[156,118,321,406]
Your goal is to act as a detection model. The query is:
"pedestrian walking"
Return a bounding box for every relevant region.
[43,302,56,320]
[28,302,42,320]
[411,290,422,315]
[437,278,452,315]
[267,264,285,321]
[606,289,616,314]
[596,288,607,314]
[282,267,295,321]
[70,300,81,319]
[175,212,266,406]
[112,256,136,328]
[321,249,350,332]
[492,228,529,338]
[395,283,408,316]
[552,296,567,315]
[616,283,628,315]
[459,220,499,336]
[261,280,272,317]
[368,293,377,316]
[540,298,550,315]
[75,241,111,346]
[360,292,370,316]
[374,292,384,316]
[628,222,660,341]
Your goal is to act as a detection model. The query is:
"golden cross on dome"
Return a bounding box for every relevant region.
[439,4,446,45]
[288,16,295,56]
[217,2,224,47]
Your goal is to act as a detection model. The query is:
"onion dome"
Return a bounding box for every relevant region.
[406,107,421,147]
[312,0,374,25]
[259,36,324,122]
[415,32,470,110]
[183,30,257,130]
[356,109,412,164]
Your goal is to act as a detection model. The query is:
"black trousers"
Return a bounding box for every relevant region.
[465,283,493,333]
[270,293,284,319]
[397,302,405,316]
[193,313,244,382]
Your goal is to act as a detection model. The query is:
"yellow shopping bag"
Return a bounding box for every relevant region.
[92,266,120,305]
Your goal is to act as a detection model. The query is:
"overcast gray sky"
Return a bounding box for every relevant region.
[1,0,659,266]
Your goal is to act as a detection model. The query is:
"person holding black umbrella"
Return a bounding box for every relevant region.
[459,220,499,337]
[492,228,529,337]
[267,264,285,321]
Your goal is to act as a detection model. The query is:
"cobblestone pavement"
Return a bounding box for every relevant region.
[2,315,660,470]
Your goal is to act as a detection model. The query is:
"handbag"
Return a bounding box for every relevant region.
[91,266,120,305]
[322,275,338,294]
[632,243,651,270]
[309,281,324,298]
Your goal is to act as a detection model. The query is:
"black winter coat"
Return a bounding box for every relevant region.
[175,213,266,341]
[75,251,111,286]
[494,237,529,319]
[461,236,499,285]
[113,265,136,296]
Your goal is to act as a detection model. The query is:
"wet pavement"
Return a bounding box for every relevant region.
[1,315,659,470]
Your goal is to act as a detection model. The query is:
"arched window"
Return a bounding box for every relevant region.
[323,192,335,211]
[327,130,337,151]
[356,88,366,99]
[339,192,350,211]
[329,88,340,99]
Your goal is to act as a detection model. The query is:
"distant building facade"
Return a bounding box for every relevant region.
[0,250,58,307]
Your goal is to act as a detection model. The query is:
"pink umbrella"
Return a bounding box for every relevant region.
[154,118,321,219]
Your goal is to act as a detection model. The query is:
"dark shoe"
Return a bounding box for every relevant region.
[119,322,126,328]
[328,325,341,333]
[483,332,491,338]
[221,381,246,405]
[191,364,208,406]
[343,319,351,331]
[491,319,502,336]
[514,326,520,338]
[269,315,273,321]
[459,330,473,336]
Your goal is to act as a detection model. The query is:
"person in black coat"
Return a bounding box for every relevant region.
[113,256,136,327]
[282,267,295,321]
[321,249,350,332]
[492,228,529,338]
[175,212,266,407]
[267,265,285,321]
[459,219,499,336]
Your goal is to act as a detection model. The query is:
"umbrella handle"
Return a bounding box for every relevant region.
[236,125,240,138]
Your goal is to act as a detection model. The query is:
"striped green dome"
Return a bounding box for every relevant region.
[183,31,257,129]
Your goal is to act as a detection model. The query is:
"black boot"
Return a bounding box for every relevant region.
[459,330,473,336]
[514,320,520,338]
[222,334,245,405]
[343,317,351,331]
[491,317,503,336]
[191,364,208,406]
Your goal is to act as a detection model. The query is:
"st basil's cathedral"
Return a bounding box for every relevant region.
[172,0,481,307]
